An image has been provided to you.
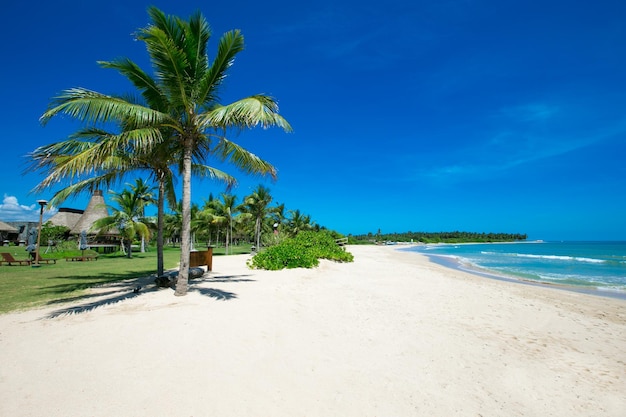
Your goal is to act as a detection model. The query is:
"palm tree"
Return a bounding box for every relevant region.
[38,7,291,295]
[209,193,240,255]
[242,185,273,250]
[164,205,183,246]
[92,189,150,258]
[287,209,314,236]
[129,178,155,252]
[28,128,235,276]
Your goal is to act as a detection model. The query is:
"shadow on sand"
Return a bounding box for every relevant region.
[44,272,254,319]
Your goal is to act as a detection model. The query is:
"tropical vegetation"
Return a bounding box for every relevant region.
[247,230,354,270]
[91,186,152,258]
[31,7,291,296]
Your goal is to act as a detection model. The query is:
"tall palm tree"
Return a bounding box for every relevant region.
[92,189,151,258]
[242,185,273,250]
[38,7,291,295]
[28,128,235,276]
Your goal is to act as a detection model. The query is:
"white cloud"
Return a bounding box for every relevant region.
[0,195,56,222]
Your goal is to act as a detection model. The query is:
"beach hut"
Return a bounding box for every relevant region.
[70,190,110,235]
[0,220,18,233]
[69,190,119,252]
[0,220,18,245]
[48,208,84,231]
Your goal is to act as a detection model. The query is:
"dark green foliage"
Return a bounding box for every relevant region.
[349,231,527,244]
[41,222,70,243]
[247,231,354,270]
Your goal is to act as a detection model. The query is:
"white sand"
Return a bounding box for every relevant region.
[1,245,624,417]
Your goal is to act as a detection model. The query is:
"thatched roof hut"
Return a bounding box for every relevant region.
[48,208,83,230]
[70,190,116,235]
[0,220,18,233]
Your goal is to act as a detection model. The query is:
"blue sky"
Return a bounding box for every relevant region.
[1,0,625,240]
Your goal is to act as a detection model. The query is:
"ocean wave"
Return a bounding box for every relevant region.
[480,251,607,264]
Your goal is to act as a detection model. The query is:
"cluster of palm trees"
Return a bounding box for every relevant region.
[164,185,317,253]
[96,180,318,259]
[28,7,291,296]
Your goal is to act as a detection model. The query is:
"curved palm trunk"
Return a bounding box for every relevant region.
[157,178,165,276]
[175,142,193,296]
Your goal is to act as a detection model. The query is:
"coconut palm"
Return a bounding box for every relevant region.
[287,209,314,236]
[92,189,151,258]
[208,193,240,254]
[38,7,291,295]
[164,205,183,246]
[28,127,236,276]
[241,185,273,250]
[129,178,155,252]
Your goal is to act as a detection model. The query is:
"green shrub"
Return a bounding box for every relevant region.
[247,230,354,270]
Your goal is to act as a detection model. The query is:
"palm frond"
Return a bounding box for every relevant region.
[200,95,292,131]
[45,173,125,207]
[213,138,277,180]
[184,10,210,81]
[98,58,169,111]
[40,88,166,127]
[139,23,190,110]
[200,29,245,104]
[191,164,237,190]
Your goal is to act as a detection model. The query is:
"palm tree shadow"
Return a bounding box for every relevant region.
[196,274,256,283]
[43,273,251,318]
[44,275,159,319]
[190,287,237,300]
[45,286,156,319]
[188,273,253,300]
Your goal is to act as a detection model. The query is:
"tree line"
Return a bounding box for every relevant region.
[41,179,327,258]
[350,230,528,244]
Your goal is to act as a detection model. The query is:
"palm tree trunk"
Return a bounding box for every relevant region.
[256,216,261,249]
[175,141,192,296]
[157,178,165,276]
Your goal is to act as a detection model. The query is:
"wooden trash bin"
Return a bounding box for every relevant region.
[189,247,213,271]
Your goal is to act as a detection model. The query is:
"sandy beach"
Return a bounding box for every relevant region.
[1,245,624,416]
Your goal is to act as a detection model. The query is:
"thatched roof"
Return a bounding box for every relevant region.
[0,220,18,232]
[48,208,83,230]
[70,190,116,235]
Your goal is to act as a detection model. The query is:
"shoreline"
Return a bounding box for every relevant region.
[420,250,626,301]
[1,245,624,416]
[398,241,626,300]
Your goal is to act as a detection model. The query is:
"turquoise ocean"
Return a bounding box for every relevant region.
[405,241,626,298]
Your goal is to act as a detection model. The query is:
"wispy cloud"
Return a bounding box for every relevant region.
[415,115,626,184]
[498,103,560,122]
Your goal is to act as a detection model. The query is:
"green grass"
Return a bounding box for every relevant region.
[0,244,254,314]
[0,247,180,313]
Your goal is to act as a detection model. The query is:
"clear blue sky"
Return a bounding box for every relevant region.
[1,0,625,241]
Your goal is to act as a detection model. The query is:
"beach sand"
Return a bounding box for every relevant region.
[1,245,624,416]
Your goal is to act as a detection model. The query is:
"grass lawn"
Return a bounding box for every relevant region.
[0,243,253,314]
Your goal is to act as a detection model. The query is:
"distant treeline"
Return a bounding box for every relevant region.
[349,231,527,244]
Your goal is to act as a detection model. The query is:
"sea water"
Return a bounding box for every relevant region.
[406,241,626,297]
